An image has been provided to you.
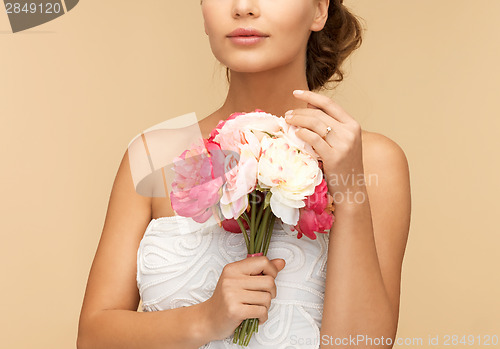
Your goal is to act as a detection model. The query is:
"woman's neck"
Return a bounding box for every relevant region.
[218,58,312,119]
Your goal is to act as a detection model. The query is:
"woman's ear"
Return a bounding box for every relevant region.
[310,0,329,32]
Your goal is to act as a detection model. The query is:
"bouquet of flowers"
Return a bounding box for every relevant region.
[169,109,336,346]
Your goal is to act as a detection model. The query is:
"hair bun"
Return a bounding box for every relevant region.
[305,1,364,91]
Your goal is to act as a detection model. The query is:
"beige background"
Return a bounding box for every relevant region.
[1,1,499,348]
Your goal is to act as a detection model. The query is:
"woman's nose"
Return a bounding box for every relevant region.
[232,0,260,18]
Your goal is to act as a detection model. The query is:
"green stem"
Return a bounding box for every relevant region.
[247,319,255,337]
[254,198,265,230]
[252,317,259,333]
[263,214,276,256]
[255,206,271,254]
[241,211,251,227]
[239,318,250,344]
[244,322,255,346]
[236,217,249,251]
[250,192,256,253]
[233,324,241,343]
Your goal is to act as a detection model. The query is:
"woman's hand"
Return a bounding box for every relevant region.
[203,256,286,341]
[285,89,365,200]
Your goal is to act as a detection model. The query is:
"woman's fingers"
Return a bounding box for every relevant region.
[237,255,280,278]
[239,274,277,298]
[239,289,274,308]
[292,89,353,124]
[285,108,343,131]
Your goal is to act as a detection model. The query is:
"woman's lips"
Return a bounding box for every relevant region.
[228,35,268,46]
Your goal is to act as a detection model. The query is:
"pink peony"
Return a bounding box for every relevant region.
[218,146,258,219]
[258,136,323,226]
[208,111,248,142]
[221,216,250,233]
[214,110,272,219]
[208,109,266,142]
[296,178,336,239]
[170,138,226,223]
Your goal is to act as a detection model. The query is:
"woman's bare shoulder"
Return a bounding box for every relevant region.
[361,129,410,176]
[362,129,407,154]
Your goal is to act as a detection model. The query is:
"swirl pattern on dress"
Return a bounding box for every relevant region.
[136,214,330,348]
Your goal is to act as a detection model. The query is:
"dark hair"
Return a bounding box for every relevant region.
[224,0,364,91]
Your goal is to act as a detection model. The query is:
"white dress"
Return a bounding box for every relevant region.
[136,214,330,348]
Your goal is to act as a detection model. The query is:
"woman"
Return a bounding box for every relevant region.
[77,0,411,348]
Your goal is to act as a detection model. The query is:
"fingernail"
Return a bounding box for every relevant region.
[284,110,293,116]
[293,89,304,95]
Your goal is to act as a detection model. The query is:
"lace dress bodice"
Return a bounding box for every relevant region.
[136,214,330,348]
